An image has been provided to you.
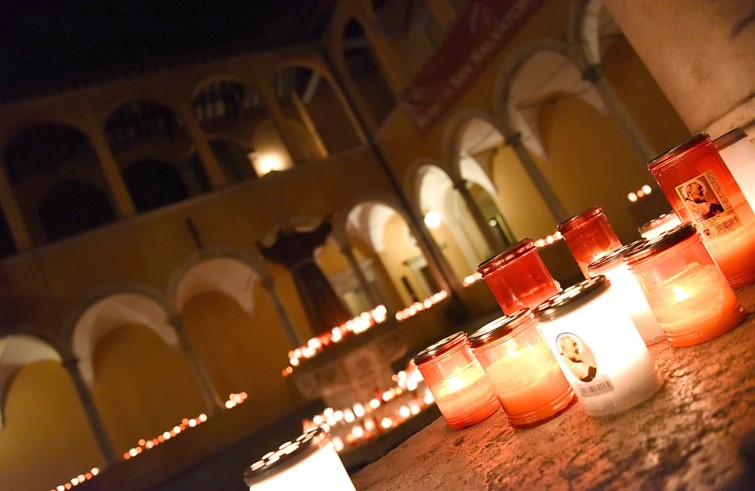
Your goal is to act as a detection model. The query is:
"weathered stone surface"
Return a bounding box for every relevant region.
[352,285,755,490]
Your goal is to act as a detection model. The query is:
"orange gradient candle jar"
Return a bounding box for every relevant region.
[587,241,666,346]
[557,206,623,278]
[468,309,575,427]
[535,277,664,417]
[478,239,561,315]
[413,332,500,430]
[625,223,746,347]
[647,133,755,288]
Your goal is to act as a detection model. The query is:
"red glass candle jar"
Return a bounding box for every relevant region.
[557,206,623,279]
[647,133,755,288]
[625,223,746,347]
[413,332,500,430]
[468,309,575,427]
[477,239,561,315]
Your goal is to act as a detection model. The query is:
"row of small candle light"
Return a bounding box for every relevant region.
[627,183,654,202]
[50,393,248,491]
[300,363,434,453]
[243,129,755,490]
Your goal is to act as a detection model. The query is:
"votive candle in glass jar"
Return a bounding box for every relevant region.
[557,206,623,279]
[625,223,746,347]
[413,332,500,430]
[243,427,355,491]
[587,241,666,346]
[714,127,755,210]
[468,309,575,427]
[478,238,561,315]
[638,212,682,241]
[535,276,664,417]
[647,133,755,288]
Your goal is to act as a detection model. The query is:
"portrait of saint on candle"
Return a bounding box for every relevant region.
[680,178,725,221]
[557,333,597,382]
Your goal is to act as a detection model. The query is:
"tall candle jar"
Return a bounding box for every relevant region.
[478,238,561,315]
[243,427,355,491]
[535,277,664,417]
[557,206,623,279]
[413,332,500,430]
[647,133,755,288]
[587,241,666,346]
[714,127,755,210]
[468,309,575,427]
[625,223,746,347]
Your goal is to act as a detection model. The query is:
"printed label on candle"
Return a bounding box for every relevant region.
[675,172,741,237]
[576,375,615,398]
[556,333,597,383]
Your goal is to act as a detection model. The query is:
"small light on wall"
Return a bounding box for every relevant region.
[249,151,286,176]
[424,210,442,229]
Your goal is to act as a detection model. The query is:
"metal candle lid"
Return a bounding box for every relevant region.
[243,427,329,485]
[468,309,534,348]
[477,239,534,275]
[412,331,468,365]
[647,133,709,171]
[556,205,604,234]
[587,239,647,275]
[638,213,679,235]
[625,223,697,265]
[534,276,610,322]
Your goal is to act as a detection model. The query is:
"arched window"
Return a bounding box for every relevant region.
[38,180,116,241]
[123,159,188,213]
[192,81,255,125]
[105,101,183,150]
[209,139,257,182]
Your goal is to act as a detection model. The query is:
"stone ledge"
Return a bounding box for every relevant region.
[352,285,755,490]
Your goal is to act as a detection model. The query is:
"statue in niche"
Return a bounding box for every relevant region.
[258,216,352,336]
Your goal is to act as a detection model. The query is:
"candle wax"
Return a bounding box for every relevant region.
[431,362,499,429]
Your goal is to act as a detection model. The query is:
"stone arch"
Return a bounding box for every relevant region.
[0,334,62,429]
[65,284,176,388]
[167,247,265,317]
[441,109,501,183]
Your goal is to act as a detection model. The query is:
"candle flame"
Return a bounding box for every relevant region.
[673,285,691,301]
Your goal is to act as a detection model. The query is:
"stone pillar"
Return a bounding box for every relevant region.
[602,0,755,137]
[583,64,658,161]
[290,90,329,158]
[171,316,223,413]
[355,3,410,95]
[338,241,381,308]
[62,358,116,465]
[259,273,304,347]
[452,178,505,253]
[172,97,227,188]
[505,132,569,222]
[0,157,31,249]
[82,107,136,217]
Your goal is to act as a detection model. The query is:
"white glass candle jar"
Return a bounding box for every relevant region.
[714,127,755,210]
[243,427,355,490]
[625,223,746,347]
[587,240,666,345]
[469,310,575,427]
[413,332,500,430]
[535,277,664,417]
[638,213,682,241]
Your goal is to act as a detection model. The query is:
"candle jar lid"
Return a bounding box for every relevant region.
[647,133,709,172]
[412,331,468,366]
[556,205,604,234]
[625,223,697,265]
[477,239,534,275]
[638,213,680,236]
[713,127,747,150]
[587,239,647,276]
[243,427,329,485]
[534,276,610,322]
[468,309,534,348]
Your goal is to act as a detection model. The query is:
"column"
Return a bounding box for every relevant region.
[82,107,136,217]
[505,132,569,222]
[259,273,304,347]
[453,178,506,253]
[172,96,227,188]
[602,0,755,136]
[0,157,31,249]
[338,241,381,308]
[291,90,329,158]
[62,358,116,465]
[583,64,657,161]
[171,316,224,414]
